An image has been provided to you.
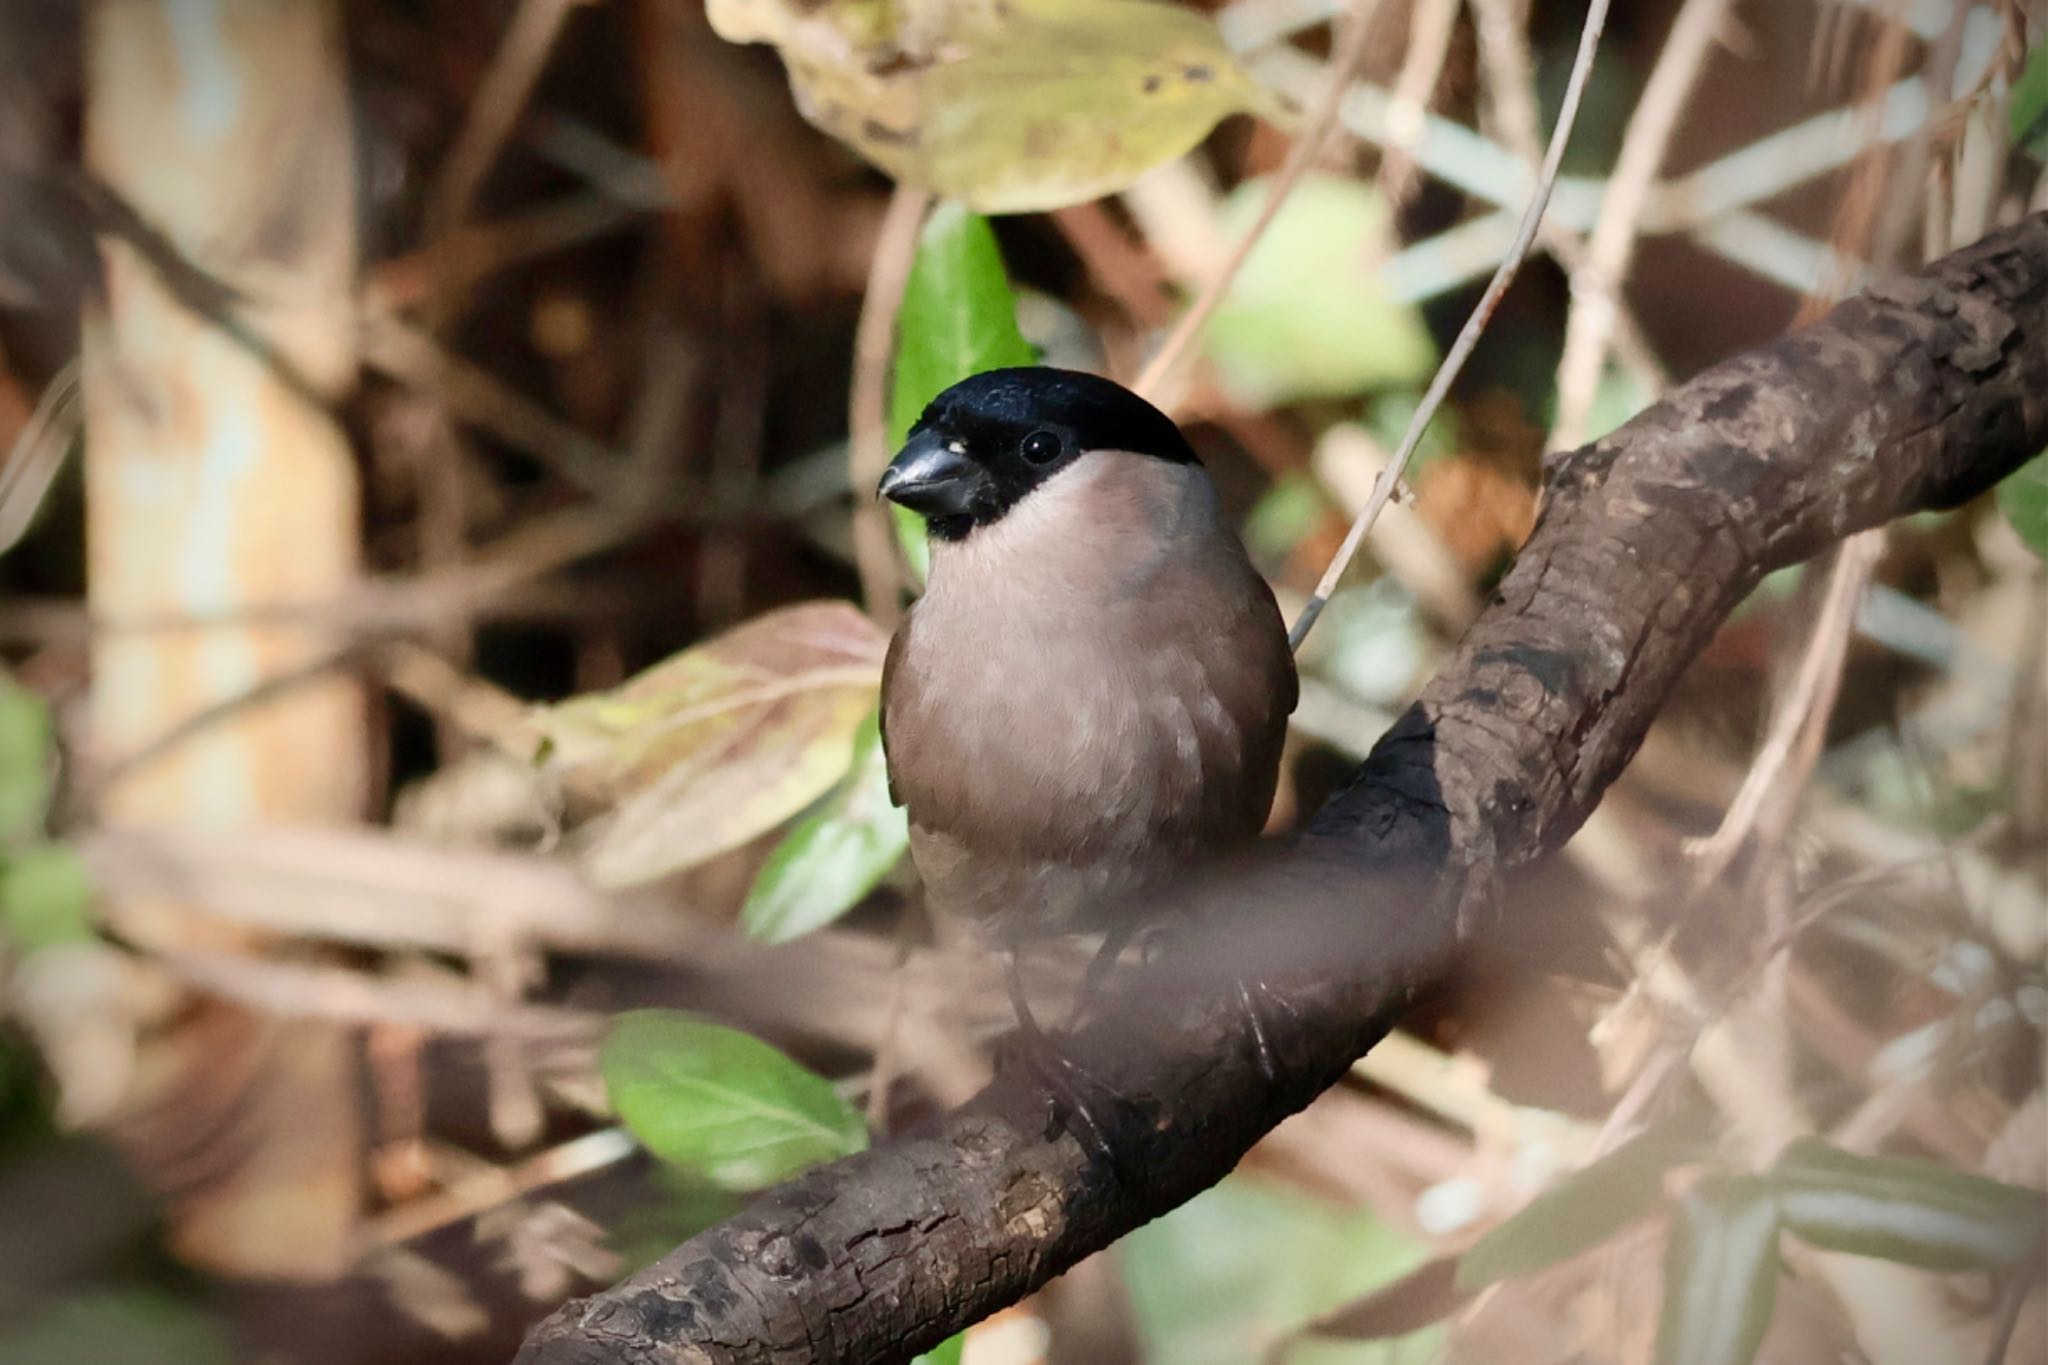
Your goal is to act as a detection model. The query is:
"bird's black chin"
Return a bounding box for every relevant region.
[925,514,974,543]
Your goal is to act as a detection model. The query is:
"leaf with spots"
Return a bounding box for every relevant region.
[708,0,1283,212]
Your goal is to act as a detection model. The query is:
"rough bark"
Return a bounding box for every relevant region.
[518,213,2048,1365]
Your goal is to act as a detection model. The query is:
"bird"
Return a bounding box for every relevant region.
[876,366,1298,981]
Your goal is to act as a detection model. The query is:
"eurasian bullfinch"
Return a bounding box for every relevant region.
[878,367,1297,947]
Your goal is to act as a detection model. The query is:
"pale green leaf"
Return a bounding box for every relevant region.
[1458,1128,1706,1290]
[0,845,95,956]
[1769,1136,2045,1272]
[532,602,886,888]
[1204,175,1436,409]
[602,1011,867,1190]
[743,710,908,944]
[1653,1177,1782,1365]
[0,675,54,843]
[1996,451,2047,560]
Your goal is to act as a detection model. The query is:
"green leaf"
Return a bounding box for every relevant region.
[0,1289,232,1365]
[2012,41,2048,159]
[891,205,1037,444]
[0,675,54,843]
[1203,175,1436,409]
[1458,1128,1706,1290]
[1123,1176,1440,1364]
[743,710,909,944]
[889,203,1037,580]
[910,1333,966,1365]
[1996,451,2048,560]
[0,845,95,956]
[1653,1176,1782,1365]
[1768,1136,2046,1271]
[601,1011,867,1190]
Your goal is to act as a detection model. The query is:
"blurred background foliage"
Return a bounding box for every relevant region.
[0,0,2045,1362]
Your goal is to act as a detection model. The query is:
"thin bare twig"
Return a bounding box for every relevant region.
[359,310,620,494]
[849,186,932,626]
[82,644,372,804]
[0,357,81,555]
[426,0,588,248]
[1375,0,1459,203]
[1133,0,1380,403]
[356,1128,637,1253]
[367,194,641,313]
[1288,0,1612,651]
[1688,529,1887,889]
[382,641,542,759]
[1468,0,1668,392]
[1549,0,1733,452]
[150,947,603,1041]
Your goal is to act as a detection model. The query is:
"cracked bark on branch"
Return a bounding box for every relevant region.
[518,213,2048,1365]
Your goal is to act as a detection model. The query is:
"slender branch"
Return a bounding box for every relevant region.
[425,0,586,247]
[518,210,2048,1365]
[1687,527,1885,889]
[1288,0,1611,651]
[1373,0,1458,202]
[848,186,932,627]
[1468,0,1668,392]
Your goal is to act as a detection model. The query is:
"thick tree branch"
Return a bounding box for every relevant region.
[518,213,2048,1365]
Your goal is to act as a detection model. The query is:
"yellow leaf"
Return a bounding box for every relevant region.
[713,0,1281,213]
[531,602,887,888]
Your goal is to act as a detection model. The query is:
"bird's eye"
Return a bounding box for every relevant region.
[1021,429,1063,464]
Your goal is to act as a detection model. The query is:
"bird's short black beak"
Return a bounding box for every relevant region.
[878,430,984,519]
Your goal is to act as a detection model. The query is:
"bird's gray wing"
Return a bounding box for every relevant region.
[878,624,906,808]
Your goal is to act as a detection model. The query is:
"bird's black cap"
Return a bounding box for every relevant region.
[879,367,1198,541]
